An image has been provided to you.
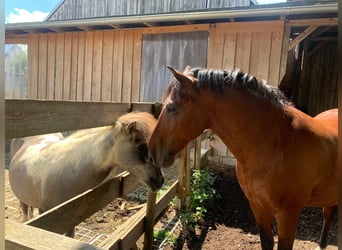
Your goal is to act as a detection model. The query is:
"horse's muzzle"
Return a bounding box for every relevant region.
[149,174,164,192]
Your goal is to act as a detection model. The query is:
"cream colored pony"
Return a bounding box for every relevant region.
[9,112,164,225]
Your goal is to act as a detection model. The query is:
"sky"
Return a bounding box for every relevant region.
[5,0,61,23]
[5,0,285,24]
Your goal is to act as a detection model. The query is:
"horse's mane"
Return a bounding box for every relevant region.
[190,68,291,105]
[192,68,291,106]
[163,67,291,107]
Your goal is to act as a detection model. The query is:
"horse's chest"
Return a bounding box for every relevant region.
[235,163,269,204]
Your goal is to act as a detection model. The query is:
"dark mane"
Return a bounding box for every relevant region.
[190,68,291,106]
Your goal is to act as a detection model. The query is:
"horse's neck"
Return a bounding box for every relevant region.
[64,127,115,170]
[207,90,289,165]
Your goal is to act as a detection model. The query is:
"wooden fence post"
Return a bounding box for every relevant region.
[194,137,202,170]
[176,144,191,210]
[176,148,185,210]
[143,191,156,250]
[184,144,191,209]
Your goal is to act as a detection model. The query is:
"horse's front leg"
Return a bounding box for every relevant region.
[318,205,337,249]
[275,209,301,250]
[249,201,274,250]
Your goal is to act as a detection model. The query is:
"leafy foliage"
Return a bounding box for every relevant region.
[181,169,220,231]
[153,229,177,247]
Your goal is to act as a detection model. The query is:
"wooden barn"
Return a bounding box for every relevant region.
[5,0,338,157]
[4,0,339,249]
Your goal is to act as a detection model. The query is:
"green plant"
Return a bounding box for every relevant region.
[153,229,177,247]
[181,169,220,231]
[156,184,171,199]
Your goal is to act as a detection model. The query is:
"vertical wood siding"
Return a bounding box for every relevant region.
[27,21,284,104]
[207,21,285,156]
[140,31,209,102]
[208,21,284,86]
[28,29,142,102]
[298,41,338,115]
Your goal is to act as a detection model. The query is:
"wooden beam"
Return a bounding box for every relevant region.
[142,22,158,27]
[215,20,284,33]
[6,221,100,250]
[307,26,333,40]
[100,181,178,250]
[309,36,337,42]
[142,24,209,34]
[288,25,319,51]
[5,100,157,139]
[5,34,28,44]
[109,24,122,29]
[288,17,338,27]
[25,172,140,234]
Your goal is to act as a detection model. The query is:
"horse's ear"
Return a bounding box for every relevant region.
[126,121,137,134]
[167,65,178,76]
[184,65,191,72]
[167,65,193,86]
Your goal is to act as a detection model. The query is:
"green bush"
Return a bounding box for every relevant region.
[181,169,220,230]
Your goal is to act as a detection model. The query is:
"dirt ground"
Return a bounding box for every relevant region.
[163,163,338,250]
[5,161,338,249]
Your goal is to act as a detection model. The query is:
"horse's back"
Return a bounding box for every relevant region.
[313,109,338,134]
[306,109,338,207]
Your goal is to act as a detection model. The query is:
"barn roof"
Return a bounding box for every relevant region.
[5,1,338,39]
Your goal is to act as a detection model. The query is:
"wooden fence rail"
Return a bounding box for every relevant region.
[5,99,162,139]
[6,220,100,250]
[25,172,140,234]
[5,99,211,249]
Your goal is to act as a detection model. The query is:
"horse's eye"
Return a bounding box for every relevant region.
[137,143,148,155]
[166,104,178,115]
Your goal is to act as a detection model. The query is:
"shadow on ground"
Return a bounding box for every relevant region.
[175,163,338,249]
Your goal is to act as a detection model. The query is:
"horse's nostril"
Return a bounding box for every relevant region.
[149,155,155,165]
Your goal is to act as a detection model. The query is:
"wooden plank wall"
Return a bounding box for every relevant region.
[140,29,209,102]
[27,29,142,102]
[208,20,284,86]
[297,41,338,115]
[208,20,285,156]
[27,21,284,103]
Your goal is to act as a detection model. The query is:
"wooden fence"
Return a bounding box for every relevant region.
[5,99,212,250]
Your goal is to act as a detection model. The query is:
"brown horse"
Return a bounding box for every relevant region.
[148,66,338,250]
[10,112,164,227]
